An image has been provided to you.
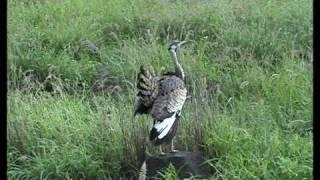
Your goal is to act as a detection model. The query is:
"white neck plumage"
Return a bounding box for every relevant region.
[170,50,185,80]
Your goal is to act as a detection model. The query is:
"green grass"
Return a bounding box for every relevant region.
[8,0,312,179]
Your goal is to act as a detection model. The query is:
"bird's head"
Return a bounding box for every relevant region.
[168,40,188,52]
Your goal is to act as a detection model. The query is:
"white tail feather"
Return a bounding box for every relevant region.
[154,112,176,139]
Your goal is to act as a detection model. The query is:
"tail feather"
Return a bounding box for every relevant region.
[138,89,152,96]
[149,112,177,144]
[137,66,153,90]
[138,81,151,91]
[134,65,159,116]
[149,127,158,142]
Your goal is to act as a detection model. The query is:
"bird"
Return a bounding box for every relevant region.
[132,40,188,155]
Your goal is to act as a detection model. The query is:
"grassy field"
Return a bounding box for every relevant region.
[8,0,313,179]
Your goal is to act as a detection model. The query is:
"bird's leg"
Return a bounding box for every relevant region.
[170,138,178,153]
[159,145,166,156]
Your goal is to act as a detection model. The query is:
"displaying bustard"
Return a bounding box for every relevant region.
[132,40,188,155]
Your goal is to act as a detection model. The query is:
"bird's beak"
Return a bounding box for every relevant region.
[178,40,188,47]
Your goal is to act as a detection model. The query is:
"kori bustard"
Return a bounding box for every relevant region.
[132,40,188,155]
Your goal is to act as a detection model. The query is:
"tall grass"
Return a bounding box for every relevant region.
[8,0,312,179]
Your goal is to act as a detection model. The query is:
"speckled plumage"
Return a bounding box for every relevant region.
[134,73,187,146]
[150,76,187,121]
[133,40,188,152]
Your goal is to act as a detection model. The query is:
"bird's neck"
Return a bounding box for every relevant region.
[170,50,185,80]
